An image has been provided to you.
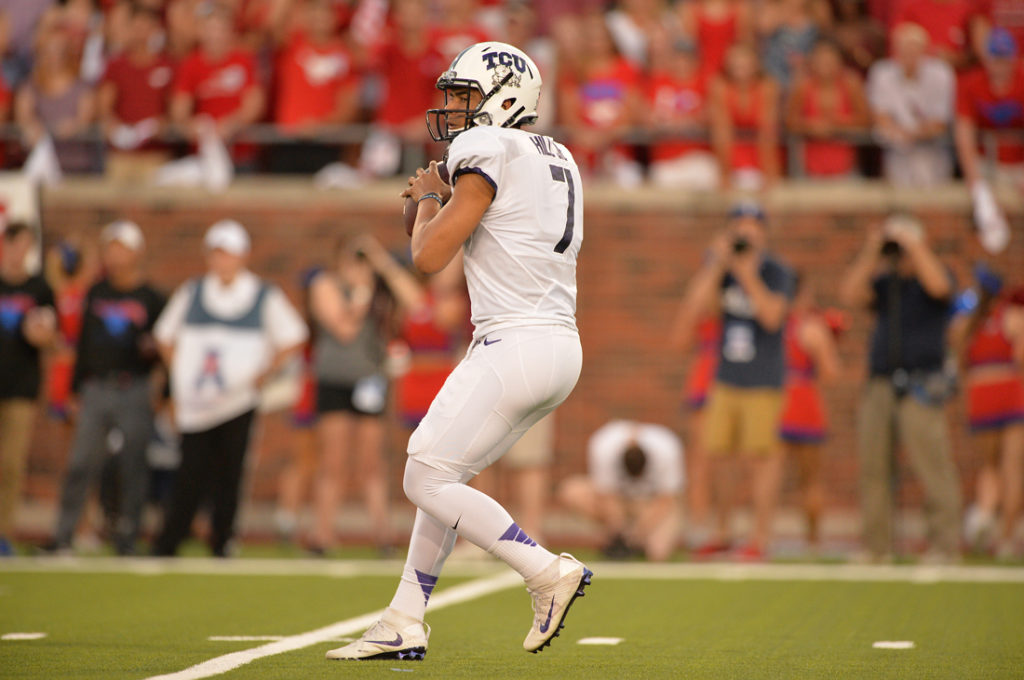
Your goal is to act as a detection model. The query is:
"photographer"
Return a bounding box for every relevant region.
[678,202,795,560]
[559,420,685,562]
[839,213,961,563]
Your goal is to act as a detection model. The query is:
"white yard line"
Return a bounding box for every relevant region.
[577,637,623,646]
[1,632,48,641]
[142,570,522,680]
[592,562,1024,583]
[3,556,1024,583]
[873,641,915,650]
[207,636,354,642]
[0,556,501,578]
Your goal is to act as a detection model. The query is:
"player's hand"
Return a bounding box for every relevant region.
[401,161,452,204]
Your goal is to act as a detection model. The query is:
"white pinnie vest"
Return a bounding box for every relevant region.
[170,277,272,432]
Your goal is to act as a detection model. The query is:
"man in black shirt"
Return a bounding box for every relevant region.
[0,222,56,556]
[49,221,165,555]
[840,213,961,563]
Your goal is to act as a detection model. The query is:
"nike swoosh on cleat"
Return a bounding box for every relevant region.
[366,633,404,647]
[538,598,556,634]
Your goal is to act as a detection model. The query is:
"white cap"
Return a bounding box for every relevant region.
[101,220,145,251]
[204,219,250,255]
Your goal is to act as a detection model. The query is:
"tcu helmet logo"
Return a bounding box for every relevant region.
[481,50,532,88]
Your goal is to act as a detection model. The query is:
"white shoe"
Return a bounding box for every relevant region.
[963,504,996,553]
[325,607,429,661]
[522,553,592,653]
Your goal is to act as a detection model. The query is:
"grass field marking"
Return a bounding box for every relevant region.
[207,636,355,642]
[2,632,48,640]
[5,557,1024,583]
[143,570,523,680]
[872,641,916,650]
[577,637,623,646]
[594,562,1024,583]
[0,556,503,578]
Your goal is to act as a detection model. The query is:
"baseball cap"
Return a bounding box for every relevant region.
[987,27,1018,58]
[204,219,250,255]
[728,200,766,222]
[101,220,145,251]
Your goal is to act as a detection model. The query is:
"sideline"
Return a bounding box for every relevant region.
[4,557,1024,583]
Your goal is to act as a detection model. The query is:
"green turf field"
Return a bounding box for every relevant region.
[2,559,1022,680]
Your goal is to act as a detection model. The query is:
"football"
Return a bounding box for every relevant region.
[403,162,450,236]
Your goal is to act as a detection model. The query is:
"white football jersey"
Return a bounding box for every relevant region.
[445,125,583,338]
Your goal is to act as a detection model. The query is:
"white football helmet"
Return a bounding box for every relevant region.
[426,41,542,142]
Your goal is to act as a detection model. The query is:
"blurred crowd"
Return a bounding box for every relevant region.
[0,0,1023,191]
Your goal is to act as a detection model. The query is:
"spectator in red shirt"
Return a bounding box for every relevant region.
[710,43,781,190]
[275,0,359,132]
[955,27,1024,188]
[977,0,1024,49]
[360,0,447,177]
[678,0,754,82]
[269,0,361,174]
[955,26,1024,254]
[785,38,869,177]
[645,33,719,190]
[892,0,990,69]
[429,0,493,65]
[558,12,642,186]
[170,2,264,146]
[99,6,174,155]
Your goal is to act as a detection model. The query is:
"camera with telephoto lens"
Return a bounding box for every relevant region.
[732,237,750,254]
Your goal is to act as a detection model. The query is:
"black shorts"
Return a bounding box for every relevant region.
[316,380,387,417]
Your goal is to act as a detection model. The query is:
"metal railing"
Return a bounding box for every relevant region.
[2,122,1021,180]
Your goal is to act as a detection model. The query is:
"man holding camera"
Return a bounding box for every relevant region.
[680,202,795,559]
[840,213,961,563]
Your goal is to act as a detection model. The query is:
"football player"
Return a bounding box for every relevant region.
[326,41,590,661]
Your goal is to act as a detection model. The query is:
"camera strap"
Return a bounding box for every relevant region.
[885,270,907,396]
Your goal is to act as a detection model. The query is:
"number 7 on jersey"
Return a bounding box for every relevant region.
[549,164,576,254]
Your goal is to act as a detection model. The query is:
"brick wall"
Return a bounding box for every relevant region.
[23,179,1024,517]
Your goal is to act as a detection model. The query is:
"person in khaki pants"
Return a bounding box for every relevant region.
[0,222,56,556]
[840,213,961,563]
[678,202,796,560]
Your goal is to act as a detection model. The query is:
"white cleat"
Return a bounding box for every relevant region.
[522,553,593,653]
[325,607,429,661]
